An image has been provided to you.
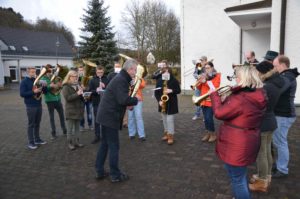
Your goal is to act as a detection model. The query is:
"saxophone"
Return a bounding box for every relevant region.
[160,80,169,113]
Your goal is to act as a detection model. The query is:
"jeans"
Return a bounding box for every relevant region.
[80,101,92,127]
[26,106,42,144]
[128,101,145,138]
[256,131,273,179]
[224,164,250,199]
[194,88,201,117]
[272,116,296,174]
[95,125,121,179]
[46,100,67,135]
[201,106,215,132]
[66,119,80,141]
[161,113,175,134]
[93,105,101,138]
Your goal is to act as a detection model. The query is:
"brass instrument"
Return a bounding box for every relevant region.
[190,73,206,90]
[119,54,148,97]
[33,65,51,100]
[50,64,69,95]
[81,59,97,87]
[192,85,232,105]
[227,63,257,81]
[161,80,169,113]
[81,59,97,100]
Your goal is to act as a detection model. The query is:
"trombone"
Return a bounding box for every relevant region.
[192,85,232,105]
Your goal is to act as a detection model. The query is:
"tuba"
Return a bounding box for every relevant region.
[81,59,97,100]
[119,54,148,97]
[50,64,69,95]
[33,65,51,100]
[192,85,232,105]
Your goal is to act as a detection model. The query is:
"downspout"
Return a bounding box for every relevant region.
[279,0,287,54]
[239,29,243,64]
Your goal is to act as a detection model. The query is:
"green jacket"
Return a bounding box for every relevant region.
[41,76,61,102]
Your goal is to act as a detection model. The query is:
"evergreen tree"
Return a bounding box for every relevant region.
[79,0,117,72]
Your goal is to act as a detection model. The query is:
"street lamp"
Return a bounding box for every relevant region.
[55,37,60,65]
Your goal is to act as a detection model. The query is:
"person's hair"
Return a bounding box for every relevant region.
[62,70,78,85]
[123,59,138,71]
[207,62,214,68]
[236,66,263,88]
[250,51,255,57]
[27,66,36,70]
[277,55,290,68]
[96,65,104,71]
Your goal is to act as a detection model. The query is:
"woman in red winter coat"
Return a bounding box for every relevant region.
[210,66,267,199]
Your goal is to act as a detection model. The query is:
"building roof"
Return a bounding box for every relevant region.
[0,26,74,57]
[224,0,272,12]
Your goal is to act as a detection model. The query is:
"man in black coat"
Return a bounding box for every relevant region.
[95,59,138,183]
[88,66,109,144]
[272,55,299,178]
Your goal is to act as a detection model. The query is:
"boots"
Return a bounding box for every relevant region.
[249,178,269,193]
[250,174,272,185]
[208,132,217,142]
[161,131,168,141]
[68,139,76,150]
[201,132,210,142]
[74,138,84,148]
[167,134,174,145]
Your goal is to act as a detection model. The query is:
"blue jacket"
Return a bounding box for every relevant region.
[20,77,45,107]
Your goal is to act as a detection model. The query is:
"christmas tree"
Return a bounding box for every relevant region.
[79,0,117,72]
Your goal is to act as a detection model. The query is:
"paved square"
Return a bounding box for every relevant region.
[0,85,299,199]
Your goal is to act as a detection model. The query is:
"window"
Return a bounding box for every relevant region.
[9,46,16,51]
[22,46,29,51]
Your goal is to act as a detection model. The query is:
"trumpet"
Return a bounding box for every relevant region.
[190,73,206,90]
[192,85,232,105]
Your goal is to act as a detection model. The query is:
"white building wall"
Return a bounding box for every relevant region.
[285,0,300,104]
[242,28,271,61]
[3,57,73,81]
[181,0,241,94]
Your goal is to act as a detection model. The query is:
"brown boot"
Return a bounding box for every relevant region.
[201,132,210,142]
[167,134,174,145]
[208,132,217,142]
[250,174,259,184]
[249,178,269,193]
[161,131,168,141]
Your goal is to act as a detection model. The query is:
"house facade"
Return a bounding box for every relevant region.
[180,0,300,104]
[0,27,74,86]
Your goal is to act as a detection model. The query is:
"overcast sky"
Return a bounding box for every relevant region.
[1,0,180,44]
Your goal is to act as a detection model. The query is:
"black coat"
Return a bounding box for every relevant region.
[275,68,299,117]
[154,74,181,115]
[96,69,138,130]
[260,71,285,132]
[88,75,109,107]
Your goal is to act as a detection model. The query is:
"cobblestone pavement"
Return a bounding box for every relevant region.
[0,85,299,199]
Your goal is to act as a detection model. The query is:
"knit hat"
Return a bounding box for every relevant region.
[256,61,274,74]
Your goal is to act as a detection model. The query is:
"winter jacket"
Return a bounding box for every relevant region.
[154,74,181,115]
[61,83,84,120]
[107,72,118,84]
[197,73,221,107]
[260,71,286,132]
[96,69,138,130]
[135,78,146,101]
[88,75,109,107]
[41,76,61,102]
[211,87,267,166]
[20,76,46,107]
[274,68,299,117]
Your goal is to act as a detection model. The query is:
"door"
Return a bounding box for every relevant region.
[9,66,18,82]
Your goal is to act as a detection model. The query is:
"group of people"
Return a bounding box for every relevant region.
[20,50,298,197]
[190,50,299,199]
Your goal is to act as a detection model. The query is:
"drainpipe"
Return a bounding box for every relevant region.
[279,0,287,54]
